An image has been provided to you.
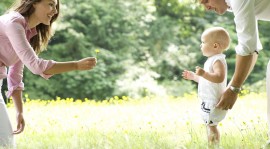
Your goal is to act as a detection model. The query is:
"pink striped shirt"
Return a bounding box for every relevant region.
[0,11,55,98]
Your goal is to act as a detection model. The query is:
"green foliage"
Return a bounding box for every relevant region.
[0,0,13,14]
[24,0,160,99]
[21,0,193,99]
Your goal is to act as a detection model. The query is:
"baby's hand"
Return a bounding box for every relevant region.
[182,70,195,80]
[195,66,205,76]
[76,57,97,70]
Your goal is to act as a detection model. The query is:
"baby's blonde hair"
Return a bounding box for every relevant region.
[202,27,231,51]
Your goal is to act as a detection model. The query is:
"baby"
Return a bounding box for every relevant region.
[182,27,230,146]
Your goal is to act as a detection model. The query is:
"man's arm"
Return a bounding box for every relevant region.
[231,54,258,87]
[216,53,258,110]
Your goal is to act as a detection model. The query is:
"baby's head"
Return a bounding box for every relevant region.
[200,27,230,57]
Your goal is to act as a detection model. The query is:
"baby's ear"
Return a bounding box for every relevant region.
[213,43,220,48]
[214,43,224,53]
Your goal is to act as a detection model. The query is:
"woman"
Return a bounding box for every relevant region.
[0,0,97,146]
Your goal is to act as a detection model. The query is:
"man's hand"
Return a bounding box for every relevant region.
[13,113,25,134]
[216,88,238,110]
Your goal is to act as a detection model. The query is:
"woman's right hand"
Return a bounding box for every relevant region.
[13,113,25,134]
[76,57,97,70]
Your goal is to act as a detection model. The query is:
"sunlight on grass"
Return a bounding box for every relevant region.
[6,93,269,149]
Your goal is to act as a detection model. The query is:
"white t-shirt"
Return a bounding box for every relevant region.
[225,0,270,56]
[198,54,227,103]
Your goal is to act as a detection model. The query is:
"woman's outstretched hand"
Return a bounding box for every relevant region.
[76,57,97,70]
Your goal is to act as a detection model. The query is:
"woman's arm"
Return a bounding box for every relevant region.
[6,22,96,76]
[43,57,97,75]
[11,90,25,134]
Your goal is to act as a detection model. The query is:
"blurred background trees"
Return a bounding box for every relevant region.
[1,0,269,100]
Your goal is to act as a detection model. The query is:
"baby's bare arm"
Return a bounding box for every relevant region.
[196,60,225,83]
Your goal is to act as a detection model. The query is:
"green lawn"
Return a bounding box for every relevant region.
[5,93,269,149]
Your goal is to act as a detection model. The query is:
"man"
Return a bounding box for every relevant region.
[199,0,270,141]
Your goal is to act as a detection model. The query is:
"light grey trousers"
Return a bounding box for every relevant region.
[0,79,14,147]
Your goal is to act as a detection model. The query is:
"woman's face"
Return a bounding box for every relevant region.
[32,0,58,25]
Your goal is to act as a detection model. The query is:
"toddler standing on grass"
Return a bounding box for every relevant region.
[182,27,230,147]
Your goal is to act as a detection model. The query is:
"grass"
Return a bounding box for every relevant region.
[4,93,270,149]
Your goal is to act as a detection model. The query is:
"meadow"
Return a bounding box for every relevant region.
[5,93,270,149]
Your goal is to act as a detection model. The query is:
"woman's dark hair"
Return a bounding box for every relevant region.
[12,0,60,54]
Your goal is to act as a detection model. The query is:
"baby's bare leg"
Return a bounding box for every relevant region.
[207,125,220,147]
